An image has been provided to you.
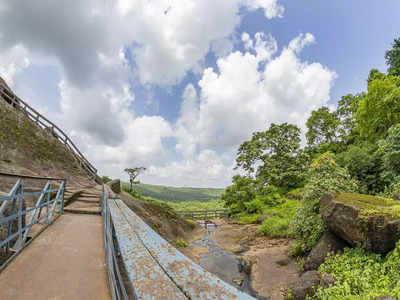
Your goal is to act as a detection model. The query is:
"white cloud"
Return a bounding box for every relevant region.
[0,1,339,188]
[0,45,30,87]
[149,32,336,186]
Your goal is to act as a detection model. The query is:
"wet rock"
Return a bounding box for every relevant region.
[291,271,320,300]
[373,296,397,300]
[304,231,347,271]
[320,272,335,289]
[256,213,274,224]
[320,193,400,254]
[276,257,291,266]
[238,257,252,275]
[232,278,244,286]
[107,179,121,194]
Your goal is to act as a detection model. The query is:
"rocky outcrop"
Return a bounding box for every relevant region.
[373,296,397,300]
[107,179,121,194]
[291,271,320,300]
[320,193,400,254]
[304,231,348,271]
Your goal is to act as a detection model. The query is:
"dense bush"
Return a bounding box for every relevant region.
[257,198,298,238]
[291,153,358,255]
[313,241,400,299]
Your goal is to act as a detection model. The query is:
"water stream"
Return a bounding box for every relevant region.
[191,221,264,299]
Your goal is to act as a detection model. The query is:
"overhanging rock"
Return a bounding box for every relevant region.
[320,192,400,253]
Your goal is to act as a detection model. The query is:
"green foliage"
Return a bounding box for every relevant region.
[222,175,257,214]
[337,144,386,194]
[101,176,112,183]
[356,74,400,141]
[236,123,307,190]
[126,182,224,203]
[291,153,358,255]
[379,124,400,185]
[306,106,339,149]
[313,242,400,299]
[176,238,188,248]
[335,94,363,145]
[257,198,298,238]
[385,37,400,76]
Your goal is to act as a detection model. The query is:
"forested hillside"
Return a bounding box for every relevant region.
[122,182,224,203]
[222,37,400,299]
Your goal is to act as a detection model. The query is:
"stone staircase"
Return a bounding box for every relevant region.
[63,184,102,215]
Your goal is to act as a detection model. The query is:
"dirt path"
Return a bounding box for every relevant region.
[210,219,300,300]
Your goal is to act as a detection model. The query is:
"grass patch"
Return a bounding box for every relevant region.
[257,198,299,238]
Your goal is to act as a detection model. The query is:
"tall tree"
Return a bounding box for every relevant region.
[236,123,306,190]
[335,94,362,143]
[356,74,400,141]
[385,38,400,76]
[306,106,339,149]
[124,167,146,191]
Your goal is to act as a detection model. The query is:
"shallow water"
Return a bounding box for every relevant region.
[191,221,263,299]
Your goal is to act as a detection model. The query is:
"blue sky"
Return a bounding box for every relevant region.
[0,0,399,187]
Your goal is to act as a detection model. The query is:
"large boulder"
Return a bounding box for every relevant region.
[107,179,121,194]
[291,271,320,300]
[304,231,348,271]
[320,193,400,254]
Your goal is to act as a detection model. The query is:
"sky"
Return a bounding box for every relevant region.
[0,0,399,187]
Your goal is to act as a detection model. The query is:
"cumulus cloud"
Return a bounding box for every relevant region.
[149,32,336,186]
[0,1,338,188]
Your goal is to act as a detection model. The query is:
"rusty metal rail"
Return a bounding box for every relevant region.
[0,83,99,182]
[104,192,255,299]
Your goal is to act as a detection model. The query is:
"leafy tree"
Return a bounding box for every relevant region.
[291,152,358,255]
[379,124,400,185]
[306,106,339,150]
[124,167,146,191]
[356,74,400,141]
[101,176,112,184]
[335,93,363,145]
[221,175,257,214]
[236,123,306,190]
[385,37,400,76]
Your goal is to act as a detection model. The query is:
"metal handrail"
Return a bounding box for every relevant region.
[0,178,66,272]
[0,83,98,180]
[102,185,129,300]
[0,172,66,181]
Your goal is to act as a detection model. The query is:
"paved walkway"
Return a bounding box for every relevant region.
[0,213,110,300]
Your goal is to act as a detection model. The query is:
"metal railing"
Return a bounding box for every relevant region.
[102,185,129,300]
[0,177,66,271]
[0,83,99,181]
[175,209,229,220]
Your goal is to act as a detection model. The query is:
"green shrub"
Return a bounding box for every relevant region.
[291,152,358,255]
[176,238,188,248]
[245,198,264,214]
[313,241,400,299]
[257,198,299,238]
[258,216,291,237]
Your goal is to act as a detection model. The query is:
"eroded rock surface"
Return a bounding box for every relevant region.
[304,231,347,271]
[291,270,320,300]
[320,193,400,253]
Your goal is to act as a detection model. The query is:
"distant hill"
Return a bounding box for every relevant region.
[122,182,224,203]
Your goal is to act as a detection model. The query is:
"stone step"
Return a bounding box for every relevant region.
[64,207,101,215]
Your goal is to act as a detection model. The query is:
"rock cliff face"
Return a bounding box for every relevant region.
[320,193,400,253]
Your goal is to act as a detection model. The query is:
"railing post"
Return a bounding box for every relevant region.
[16,180,24,250]
[60,181,65,215]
